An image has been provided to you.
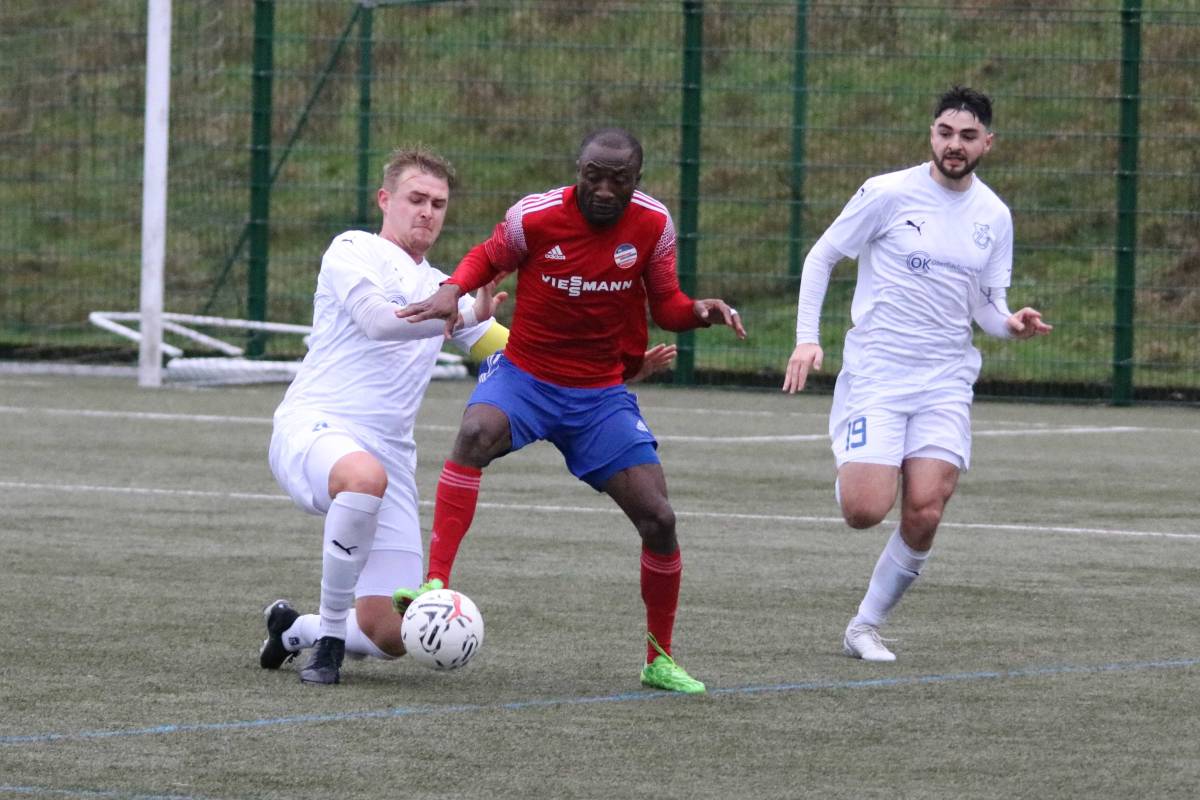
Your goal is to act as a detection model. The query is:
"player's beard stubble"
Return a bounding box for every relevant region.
[932,147,982,181]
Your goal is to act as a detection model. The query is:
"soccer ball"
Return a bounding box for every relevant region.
[400,588,484,670]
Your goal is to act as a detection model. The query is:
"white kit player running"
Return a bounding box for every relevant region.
[782,86,1052,661]
[260,147,509,685]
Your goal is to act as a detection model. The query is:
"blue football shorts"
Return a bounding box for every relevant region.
[468,353,660,490]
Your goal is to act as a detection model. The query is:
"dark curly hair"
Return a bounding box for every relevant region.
[933,86,993,128]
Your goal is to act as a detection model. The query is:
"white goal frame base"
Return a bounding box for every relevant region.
[88,310,468,385]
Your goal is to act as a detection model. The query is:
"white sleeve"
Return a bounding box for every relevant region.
[322,234,383,306]
[424,258,497,351]
[345,279,479,341]
[972,286,1014,339]
[821,179,892,260]
[981,209,1014,290]
[795,234,844,345]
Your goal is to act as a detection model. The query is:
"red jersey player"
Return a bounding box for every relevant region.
[393,128,746,693]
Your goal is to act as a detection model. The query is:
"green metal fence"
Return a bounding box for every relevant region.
[2,1,1197,402]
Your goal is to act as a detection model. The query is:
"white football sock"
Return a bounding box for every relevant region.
[283,613,319,651]
[345,610,394,660]
[318,491,380,640]
[285,610,393,660]
[853,526,930,628]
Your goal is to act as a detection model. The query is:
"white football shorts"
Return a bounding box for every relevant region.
[829,371,972,470]
[269,412,425,585]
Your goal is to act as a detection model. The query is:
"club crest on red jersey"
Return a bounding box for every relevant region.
[613,243,638,269]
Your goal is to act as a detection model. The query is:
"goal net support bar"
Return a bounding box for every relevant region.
[89,311,468,386]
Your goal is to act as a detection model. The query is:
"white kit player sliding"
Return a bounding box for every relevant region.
[260,146,509,685]
[783,86,1052,661]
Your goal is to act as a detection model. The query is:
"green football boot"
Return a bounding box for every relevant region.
[639,633,706,694]
[392,578,445,613]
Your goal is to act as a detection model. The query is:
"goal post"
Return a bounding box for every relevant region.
[139,0,173,388]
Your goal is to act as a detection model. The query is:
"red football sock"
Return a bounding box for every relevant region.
[426,460,482,587]
[641,546,682,663]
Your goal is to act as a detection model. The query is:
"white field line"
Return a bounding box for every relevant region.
[0,405,269,425]
[0,406,1195,442]
[647,404,829,419]
[0,480,1196,541]
[658,425,1153,443]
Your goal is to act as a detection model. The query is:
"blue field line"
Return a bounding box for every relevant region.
[2,656,1195,748]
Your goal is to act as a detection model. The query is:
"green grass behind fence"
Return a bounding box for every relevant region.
[1,1,1197,399]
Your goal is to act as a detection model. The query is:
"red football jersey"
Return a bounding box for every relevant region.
[448,185,699,387]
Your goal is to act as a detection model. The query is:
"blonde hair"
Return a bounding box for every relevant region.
[381,145,457,191]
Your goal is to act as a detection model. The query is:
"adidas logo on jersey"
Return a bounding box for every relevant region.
[544,245,566,261]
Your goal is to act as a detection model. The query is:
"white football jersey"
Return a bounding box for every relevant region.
[274,230,489,457]
[824,163,1013,384]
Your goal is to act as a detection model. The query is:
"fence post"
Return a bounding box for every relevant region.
[1112,0,1142,405]
[247,0,275,355]
[355,3,375,228]
[206,6,361,315]
[675,0,703,385]
[787,0,809,290]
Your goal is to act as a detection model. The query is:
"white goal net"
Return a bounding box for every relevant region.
[123,3,467,389]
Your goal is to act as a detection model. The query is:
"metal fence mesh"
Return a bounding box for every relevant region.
[1,1,1196,401]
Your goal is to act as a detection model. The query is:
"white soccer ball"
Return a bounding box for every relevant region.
[401,588,484,671]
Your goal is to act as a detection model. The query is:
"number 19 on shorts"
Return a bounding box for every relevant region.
[846,416,867,450]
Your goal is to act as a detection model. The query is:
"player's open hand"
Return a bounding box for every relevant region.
[694,299,747,339]
[783,342,823,393]
[1006,307,1053,340]
[472,279,508,324]
[628,343,677,384]
[395,283,464,337]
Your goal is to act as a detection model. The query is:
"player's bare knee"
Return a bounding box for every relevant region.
[903,502,944,537]
[842,499,890,529]
[348,473,387,497]
[330,459,387,498]
[453,417,505,465]
[357,610,404,658]
[356,608,384,641]
[374,635,404,659]
[843,508,884,529]
[634,505,676,550]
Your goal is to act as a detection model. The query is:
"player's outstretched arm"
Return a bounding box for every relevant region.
[783,343,823,394]
[1006,307,1053,340]
[395,283,464,337]
[693,299,747,339]
[973,288,1051,341]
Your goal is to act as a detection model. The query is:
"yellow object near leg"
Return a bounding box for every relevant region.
[468,321,509,362]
